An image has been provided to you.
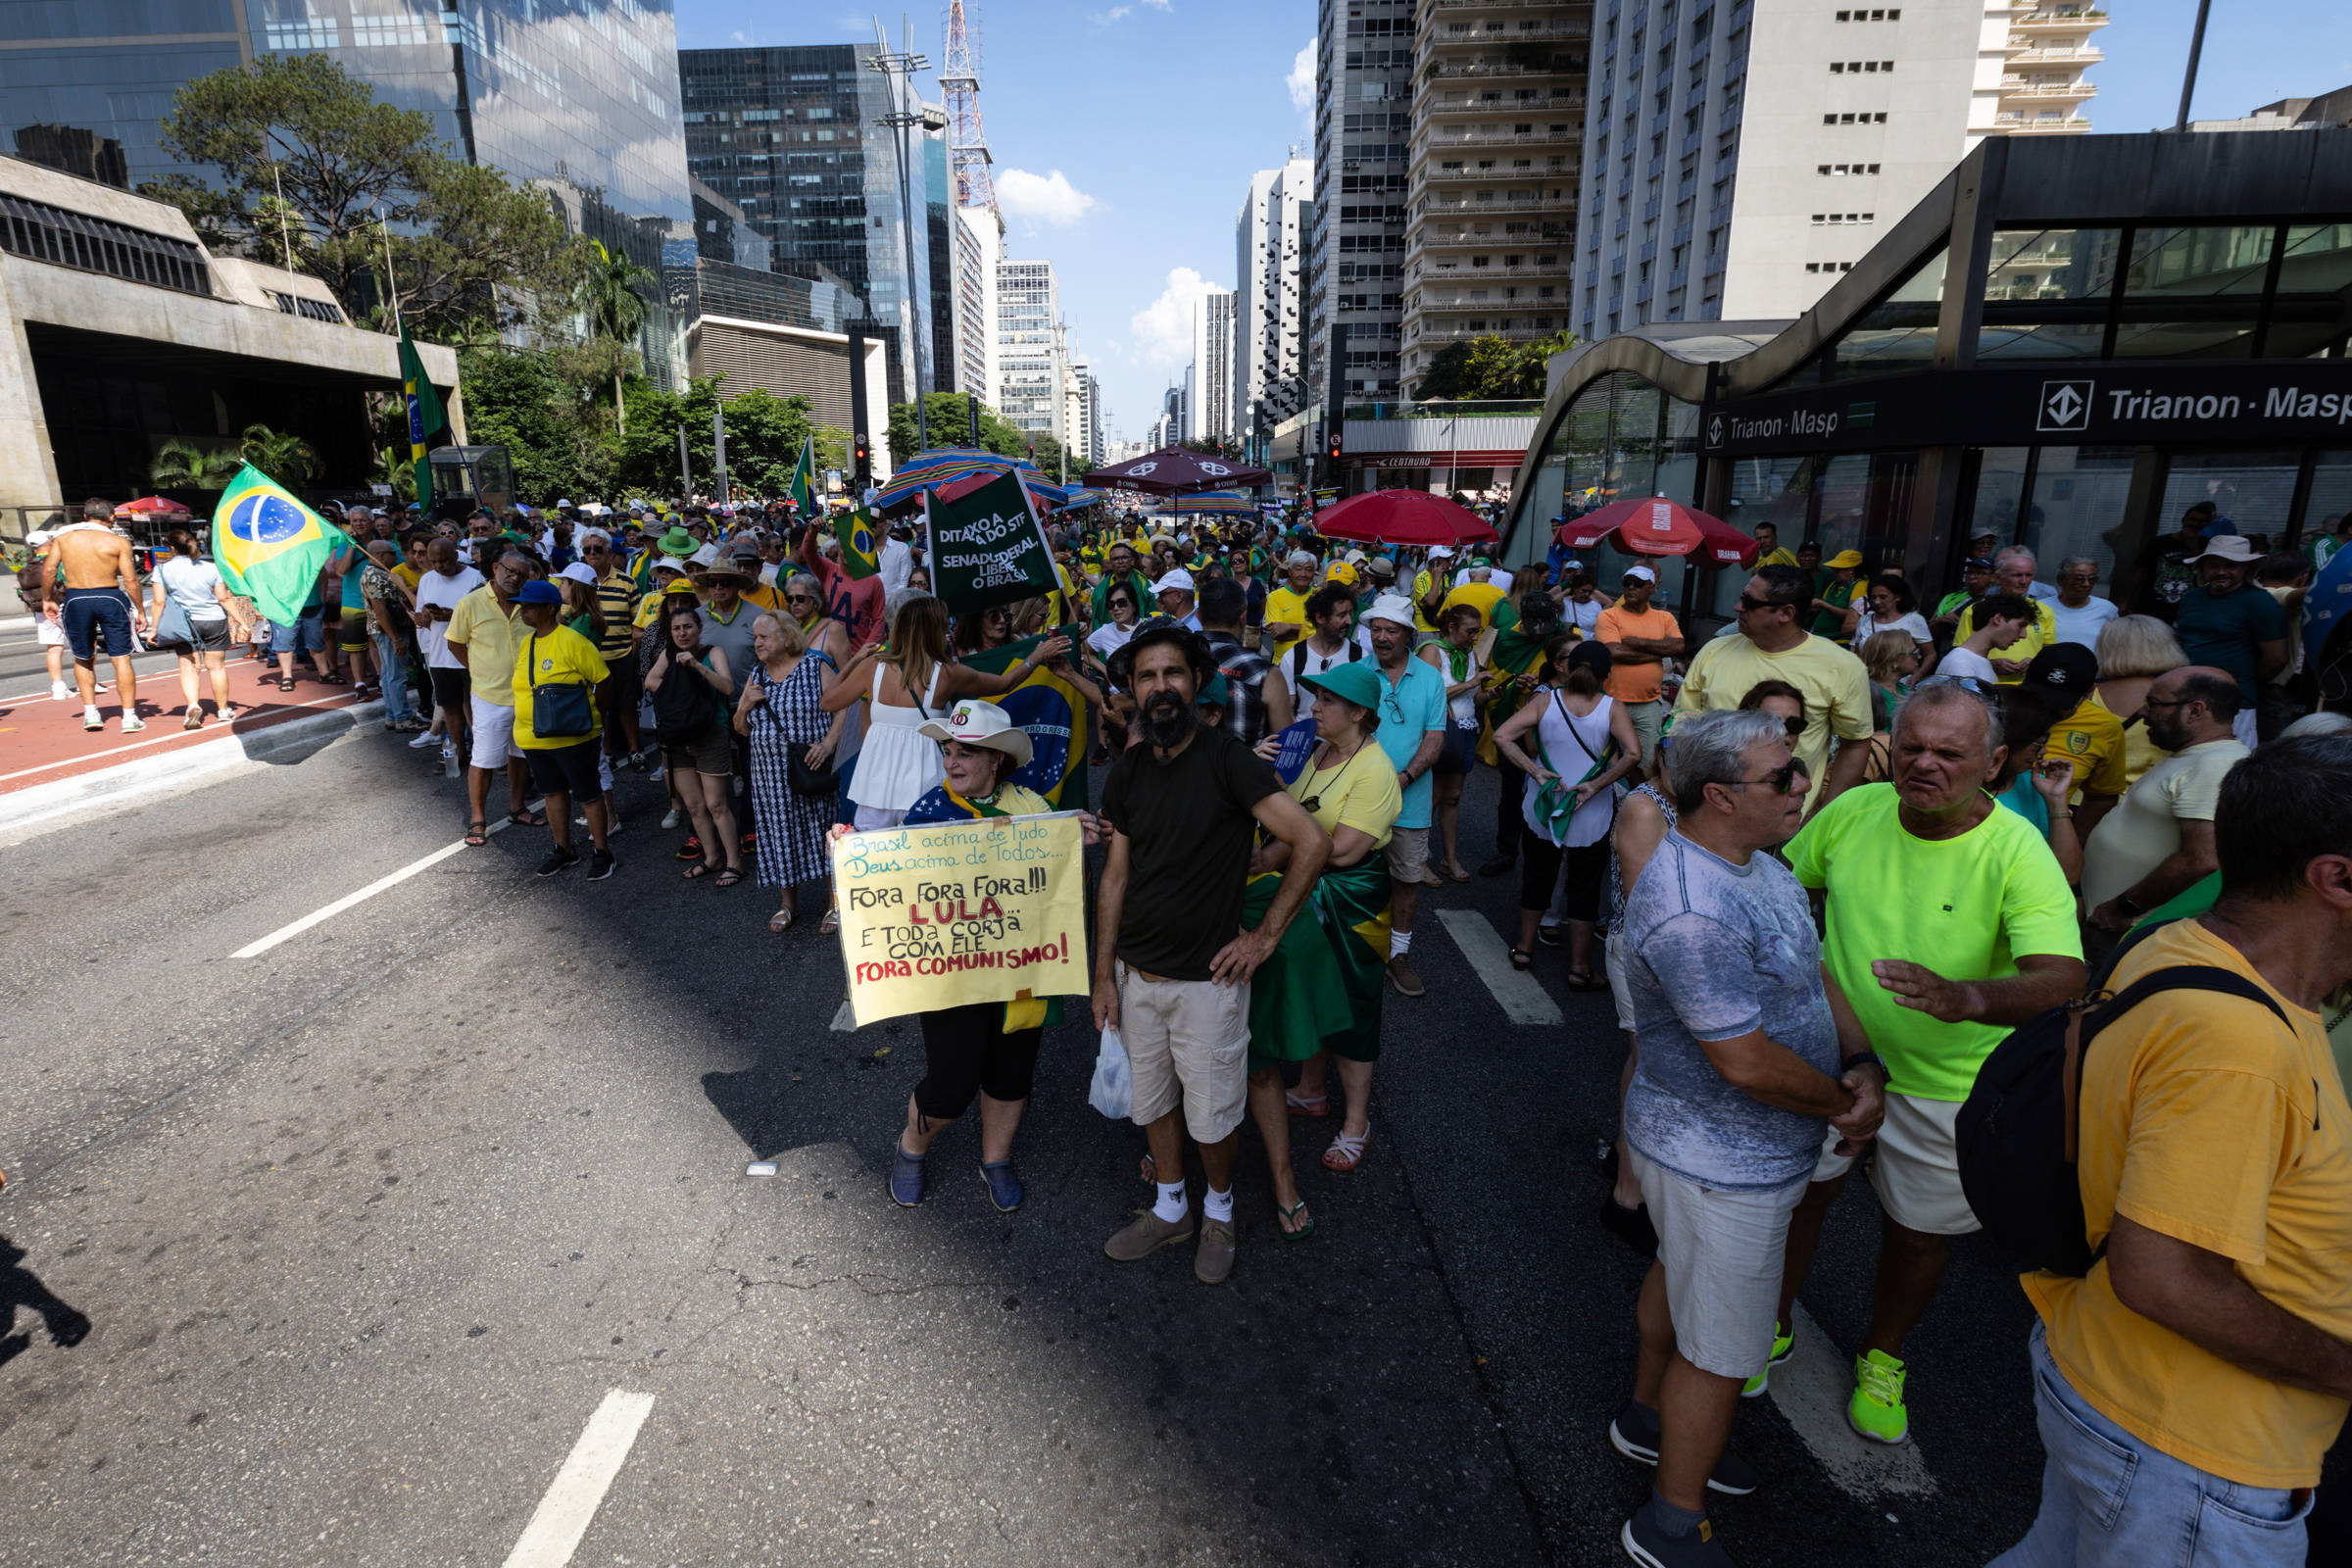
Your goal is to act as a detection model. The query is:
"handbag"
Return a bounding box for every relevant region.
[787,743,837,797]
[153,598,195,651]
[527,632,595,739]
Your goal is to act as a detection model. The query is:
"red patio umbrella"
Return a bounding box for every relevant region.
[115,496,192,519]
[1313,489,1499,548]
[1557,496,1759,567]
[1081,446,1272,494]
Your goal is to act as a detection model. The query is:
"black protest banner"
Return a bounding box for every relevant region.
[923,468,1058,615]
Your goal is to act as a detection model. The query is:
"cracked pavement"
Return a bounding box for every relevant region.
[0,721,2116,1565]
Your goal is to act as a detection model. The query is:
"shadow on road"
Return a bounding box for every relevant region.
[0,1237,91,1369]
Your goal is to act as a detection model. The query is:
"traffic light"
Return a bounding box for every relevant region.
[852,432,871,486]
[1327,430,1342,463]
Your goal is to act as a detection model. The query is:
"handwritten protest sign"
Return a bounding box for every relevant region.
[924,467,1058,615]
[831,811,1090,1027]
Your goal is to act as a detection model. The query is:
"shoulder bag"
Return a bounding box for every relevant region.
[528,632,595,739]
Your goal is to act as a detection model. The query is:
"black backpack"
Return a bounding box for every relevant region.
[652,652,723,744]
[1956,941,2289,1277]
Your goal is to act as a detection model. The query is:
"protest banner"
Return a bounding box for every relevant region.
[924,467,1058,615]
[831,811,1090,1027]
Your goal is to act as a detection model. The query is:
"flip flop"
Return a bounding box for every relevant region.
[509,808,546,828]
[818,909,839,935]
[1565,969,1606,992]
[1276,1200,1315,1241]
[767,907,794,933]
[1284,1089,1331,1118]
[713,867,745,888]
[1508,948,1533,970]
[682,860,718,880]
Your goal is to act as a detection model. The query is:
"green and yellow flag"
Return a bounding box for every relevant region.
[398,322,444,511]
[835,500,881,580]
[787,434,816,517]
[958,633,1090,809]
[213,464,336,626]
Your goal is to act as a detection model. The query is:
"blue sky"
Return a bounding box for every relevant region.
[676,0,2352,444]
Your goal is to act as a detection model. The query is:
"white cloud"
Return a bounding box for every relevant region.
[997,168,1101,226]
[1143,0,1172,9]
[1088,3,1132,21]
[1287,38,1316,113]
[1129,268,1212,370]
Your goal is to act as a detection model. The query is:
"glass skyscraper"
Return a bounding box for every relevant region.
[677,43,934,408]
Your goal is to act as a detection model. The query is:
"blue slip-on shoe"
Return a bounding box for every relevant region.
[889,1144,926,1206]
[979,1159,1024,1212]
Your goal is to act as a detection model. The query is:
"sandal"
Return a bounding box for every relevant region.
[713,867,744,888]
[682,860,719,880]
[1323,1128,1370,1173]
[1508,948,1533,970]
[1284,1088,1331,1118]
[509,808,546,828]
[1276,1200,1315,1241]
[277,676,298,693]
[1565,969,1606,992]
[463,819,489,848]
[768,906,795,933]
[818,908,839,935]
[1444,860,1472,883]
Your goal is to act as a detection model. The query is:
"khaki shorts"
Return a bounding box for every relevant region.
[1386,826,1431,883]
[1118,967,1250,1144]
[1630,1148,1809,1381]
[1806,1090,1976,1234]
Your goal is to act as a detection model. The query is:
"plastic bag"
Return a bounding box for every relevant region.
[1087,1025,1132,1119]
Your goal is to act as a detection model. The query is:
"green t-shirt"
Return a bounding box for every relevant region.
[1786,782,2082,1101]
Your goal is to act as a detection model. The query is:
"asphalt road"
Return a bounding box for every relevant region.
[0,724,2067,1566]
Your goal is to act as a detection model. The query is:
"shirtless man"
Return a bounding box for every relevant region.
[39,498,145,732]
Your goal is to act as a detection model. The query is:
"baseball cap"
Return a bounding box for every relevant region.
[515,579,564,606]
[1428,544,1455,560]
[1963,555,1995,571]
[653,556,688,574]
[2022,642,2097,698]
[1152,567,1197,595]
[558,562,599,586]
[1622,564,1658,583]
[1827,550,1864,569]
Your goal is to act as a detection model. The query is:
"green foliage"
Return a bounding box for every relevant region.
[888,393,1030,464]
[1177,436,1246,464]
[579,239,655,431]
[240,424,319,487]
[457,348,607,502]
[143,55,583,345]
[610,376,816,500]
[148,437,242,490]
[1412,330,1577,401]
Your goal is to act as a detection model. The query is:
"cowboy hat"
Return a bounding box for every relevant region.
[917,699,1034,767]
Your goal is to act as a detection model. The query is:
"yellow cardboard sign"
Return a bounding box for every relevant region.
[831,811,1090,1027]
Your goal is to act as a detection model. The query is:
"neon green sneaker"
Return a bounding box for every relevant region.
[1848,1348,1911,1445]
[1740,1321,1795,1398]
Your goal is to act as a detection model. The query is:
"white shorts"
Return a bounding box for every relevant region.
[34,614,65,648]
[1605,931,1635,1033]
[1868,1092,1978,1235]
[468,696,524,768]
[1631,1148,1809,1380]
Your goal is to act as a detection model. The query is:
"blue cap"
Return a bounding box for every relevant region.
[515,579,564,605]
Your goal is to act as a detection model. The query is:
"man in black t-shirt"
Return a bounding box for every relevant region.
[1095,624,1330,1285]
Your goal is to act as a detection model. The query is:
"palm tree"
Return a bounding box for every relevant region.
[239,424,319,487]
[149,437,243,490]
[579,238,654,433]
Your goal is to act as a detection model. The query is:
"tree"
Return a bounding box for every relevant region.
[458,348,608,503]
[240,424,319,487]
[1177,436,1246,464]
[578,239,655,432]
[143,55,582,344]
[610,376,815,500]
[1412,330,1577,401]
[1412,341,1476,401]
[148,438,243,490]
[887,393,1032,466]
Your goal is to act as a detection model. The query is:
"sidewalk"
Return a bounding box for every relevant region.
[0,653,393,831]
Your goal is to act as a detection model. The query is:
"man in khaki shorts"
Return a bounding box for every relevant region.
[1095,623,1329,1285]
[1760,683,2083,1444]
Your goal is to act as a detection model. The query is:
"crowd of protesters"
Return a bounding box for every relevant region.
[22,479,2352,1565]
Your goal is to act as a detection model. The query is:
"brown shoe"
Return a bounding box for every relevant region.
[1388,955,1426,998]
[1104,1207,1196,1262]
[1195,1217,1238,1285]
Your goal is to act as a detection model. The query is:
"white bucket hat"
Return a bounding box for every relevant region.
[917,698,1034,767]
[1365,593,1419,630]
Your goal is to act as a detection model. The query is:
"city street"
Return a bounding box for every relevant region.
[1,723,2065,1567]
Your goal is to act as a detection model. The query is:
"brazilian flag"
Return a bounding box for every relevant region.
[214,464,336,626]
[835,500,881,580]
[958,632,1090,808]
[787,434,816,517]
[398,322,445,511]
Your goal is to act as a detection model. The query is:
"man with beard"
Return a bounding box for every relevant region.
[2083,666,2249,948]
[1097,623,1331,1285]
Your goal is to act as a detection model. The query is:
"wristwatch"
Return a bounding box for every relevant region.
[1840,1052,1886,1078]
[2113,895,2143,919]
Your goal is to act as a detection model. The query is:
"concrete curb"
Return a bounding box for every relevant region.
[0,699,386,841]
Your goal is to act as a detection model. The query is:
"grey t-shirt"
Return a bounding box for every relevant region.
[1621,830,1838,1191]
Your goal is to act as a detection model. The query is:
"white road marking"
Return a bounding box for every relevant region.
[231,820,508,957]
[1434,908,1563,1026]
[500,1388,656,1568]
[0,690,368,782]
[1764,1303,1937,1499]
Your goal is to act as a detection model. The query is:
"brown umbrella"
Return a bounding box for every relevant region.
[1081,447,1271,495]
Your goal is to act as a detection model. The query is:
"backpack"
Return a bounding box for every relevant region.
[1955,935,2290,1277]
[1286,634,1365,686]
[652,652,723,744]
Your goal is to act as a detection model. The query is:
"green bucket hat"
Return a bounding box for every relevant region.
[656,526,697,556]
[1298,659,1384,715]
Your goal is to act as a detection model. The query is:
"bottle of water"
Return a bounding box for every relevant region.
[442,738,459,778]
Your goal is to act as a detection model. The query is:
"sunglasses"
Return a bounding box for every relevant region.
[1736,593,1781,613]
[1728,758,1812,795]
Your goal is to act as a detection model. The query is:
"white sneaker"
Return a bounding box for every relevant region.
[81,706,103,731]
[661,808,683,830]
[120,714,145,733]
[408,731,440,749]
[49,680,70,701]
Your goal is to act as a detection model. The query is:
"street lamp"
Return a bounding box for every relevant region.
[867,21,944,456]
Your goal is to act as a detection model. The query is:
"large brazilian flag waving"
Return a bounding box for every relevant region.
[214,464,336,626]
[959,632,1091,809]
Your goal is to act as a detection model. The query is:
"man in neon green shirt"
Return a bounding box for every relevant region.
[1766,683,2083,1446]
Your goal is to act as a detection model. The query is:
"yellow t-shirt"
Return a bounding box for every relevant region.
[1286,737,1401,851]
[2023,918,2352,1489]
[1411,569,1445,632]
[446,586,524,708]
[1954,598,2059,684]
[509,622,610,748]
[1263,586,1314,658]
[391,563,422,594]
[2042,693,2129,803]
[1674,632,1875,813]
[1441,581,1507,630]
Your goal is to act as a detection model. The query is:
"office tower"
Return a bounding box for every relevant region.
[997,257,1064,444]
[1570,0,2107,342]
[923,110,959,400]
[1308,0,1416,407]
[1398,0,1592,398]
[680,44,934,405]
[1061,358,1104,466]
[1237,157,1313,442]
[952,208,1003,399]
[1190,285,1237,443]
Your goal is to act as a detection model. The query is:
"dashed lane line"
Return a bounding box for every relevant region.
[1765,1302,1938,1500]
[1434,907,1563,1026]
[231,820,512,957]
[500,1388,657,1568]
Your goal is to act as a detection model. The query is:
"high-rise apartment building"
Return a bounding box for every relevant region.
[1237,158,1314,443]
[997,258,1064,445]
[1398,0,1592,396]
[1309,0,1418,407]
[952,208,1003,399]
[680,45,934,405]
[1189,285,1237,443]
[1570,0,2105,343]
[1071,361,1105,466]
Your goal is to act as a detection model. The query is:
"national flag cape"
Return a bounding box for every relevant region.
[787,435,816,517]
[835,500,881,580]
[213,464,337,626]
[397,323,444,511]
[958,633,1091,809]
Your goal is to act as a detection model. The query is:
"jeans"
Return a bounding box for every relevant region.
[270,608,324,655]
[1991,1322,2312,1568]
[372,631,413,723]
